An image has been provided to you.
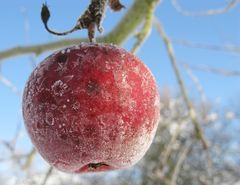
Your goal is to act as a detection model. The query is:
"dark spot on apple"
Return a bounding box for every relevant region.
[36,122,43,129]
[84,124,97,138]
[60,133,67,140]
[81,152,87,158]
[86,79,100,96]
[72,132,80,145]
[102,47,108,55]
[36,122,49,129]
[37,90,56,104]
[26,103,31,109]
[57,53,68,64]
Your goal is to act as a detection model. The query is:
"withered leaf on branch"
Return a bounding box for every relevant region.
[41,3,50,24]
[41,0,125,42]
[108,0,125,11]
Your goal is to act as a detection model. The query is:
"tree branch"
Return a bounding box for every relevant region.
[131,1,157,54]
[0,0,160,62]
[171,0,240,16]
[41,167,53,185]
[23,147,37,170]
[154,17,209,149]
[170,141,192,185]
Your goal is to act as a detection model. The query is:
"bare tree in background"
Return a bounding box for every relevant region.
[0,0,240,185]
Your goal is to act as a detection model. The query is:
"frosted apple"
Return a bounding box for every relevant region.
[22,43,160,173]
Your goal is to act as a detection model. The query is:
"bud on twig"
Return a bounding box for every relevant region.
[41,3,50,24]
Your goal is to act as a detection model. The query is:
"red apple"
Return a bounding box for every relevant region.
[22,43,160,173]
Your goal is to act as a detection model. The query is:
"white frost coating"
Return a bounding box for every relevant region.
[63,75,74,82]
[74,45,80,50]
[37,78,47,91]
[105,60,111,70]
[113,71,135,109]
[154,94,160,107]
[121,53,126,58]
[56,62,68,72]
[141,72,152,94]
[51,80,68,96]
[128,100,137,111]
[113,71,131,92]
[101,90,112,101]
[133,65,141,74]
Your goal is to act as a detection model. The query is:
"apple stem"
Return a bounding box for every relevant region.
[87,162,109,170]
[40,0,125,43]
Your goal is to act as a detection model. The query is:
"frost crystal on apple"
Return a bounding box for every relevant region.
[22,43,160,173]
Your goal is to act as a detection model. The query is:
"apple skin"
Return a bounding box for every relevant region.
[22,43,160,173]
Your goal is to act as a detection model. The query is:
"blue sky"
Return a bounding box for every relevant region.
[0,0,240,143]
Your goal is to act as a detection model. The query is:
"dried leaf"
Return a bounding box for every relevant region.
[108,0,125,11]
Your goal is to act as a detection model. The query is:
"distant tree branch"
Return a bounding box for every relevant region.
[41,167,53,185]
[184,66,207,103]
[160,118,188,167]
[171,141,192,185]
[154,17,209,149]
[172,39,240,54]
[23,147,37,170]
[182,62,240,77]
[171,0,240,16]
[0,74,20,95]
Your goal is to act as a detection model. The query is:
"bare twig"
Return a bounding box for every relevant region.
[20,7,38,68]
[154,17,209,149]
[0,154,29,163]
[171,0,240,16]
[11,122,21,149]
[0,122,21,152]
[41,167,54,185]
[0,122,20,152]
[23,147,37,170]
[0,140,14,152]
[171,142,192,185]
[182,62,240,77]
[198,176,210,185]
[0,74,20,95]
[183,64,207,103]
[153,169,172,185]
[160,119,189,167]
[172,39,240,54]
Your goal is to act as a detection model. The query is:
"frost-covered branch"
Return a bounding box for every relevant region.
[171,0,239,16]
[131,1,157,54]
[172,39,240,54]
[154,17,209,149]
